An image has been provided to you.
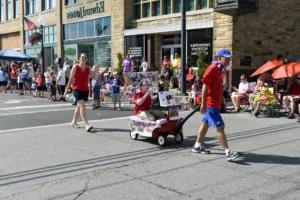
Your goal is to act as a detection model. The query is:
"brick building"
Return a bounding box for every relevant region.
[0,0,299,85]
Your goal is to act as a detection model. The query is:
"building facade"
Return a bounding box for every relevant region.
[0,0,299,85]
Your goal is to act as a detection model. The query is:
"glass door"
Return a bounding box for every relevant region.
[161,45,181,61]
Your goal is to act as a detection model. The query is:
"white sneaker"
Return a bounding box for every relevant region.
[226,150,241,161]
[86,125,93,132]
[71,122,79,128]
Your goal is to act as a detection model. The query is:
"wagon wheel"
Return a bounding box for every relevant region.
[174,130,183,144]
[157,135,166,146]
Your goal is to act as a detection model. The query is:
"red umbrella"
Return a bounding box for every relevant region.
[250,59,283,77]
[272,62,300,79]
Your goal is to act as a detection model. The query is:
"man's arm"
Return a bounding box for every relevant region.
[200,84,208,114]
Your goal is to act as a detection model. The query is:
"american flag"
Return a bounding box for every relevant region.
[24,17,37,30]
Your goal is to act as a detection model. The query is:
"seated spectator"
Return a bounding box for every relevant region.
[282,77,300,119]
[133,80,165,121]
[253,84,278,116]
[231,74,250,112]
[249,77,264,111]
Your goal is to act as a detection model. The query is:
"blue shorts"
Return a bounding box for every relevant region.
[202,108,224,128]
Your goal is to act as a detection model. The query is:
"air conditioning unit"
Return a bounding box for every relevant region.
[214,0,258,15]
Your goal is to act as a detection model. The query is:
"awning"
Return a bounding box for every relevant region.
[124,19,214,36]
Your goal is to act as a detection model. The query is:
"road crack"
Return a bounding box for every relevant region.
[72,176,91,200]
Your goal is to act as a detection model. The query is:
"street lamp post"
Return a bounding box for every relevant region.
[180,0,187,94]
[39,17,45,73]
[40,24,45,73]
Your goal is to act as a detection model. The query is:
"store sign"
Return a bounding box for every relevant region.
[128,47,143,58]
[67,1,104,20]
[190,43,211,56]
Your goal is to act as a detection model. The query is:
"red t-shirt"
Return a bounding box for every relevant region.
[133,92,152,114]
[290,82,300,96]
[202,62,224,109]
[72,64,90,91]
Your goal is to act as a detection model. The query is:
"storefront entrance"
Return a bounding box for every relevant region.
[161,45,181,61]
[78,44,95,66]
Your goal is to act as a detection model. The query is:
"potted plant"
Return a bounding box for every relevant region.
[28,32,42,45]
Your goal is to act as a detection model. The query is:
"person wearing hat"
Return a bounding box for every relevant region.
[192,48,241,161]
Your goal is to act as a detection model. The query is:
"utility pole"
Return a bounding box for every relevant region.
[180,0,186,94]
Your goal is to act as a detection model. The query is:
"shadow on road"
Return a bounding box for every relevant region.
[233,153,300,166]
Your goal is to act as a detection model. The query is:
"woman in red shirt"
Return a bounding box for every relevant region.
[64,53,93,132]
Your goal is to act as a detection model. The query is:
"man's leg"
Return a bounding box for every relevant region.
[196,123,209,144]
[216,126,229,149]
[192,123,210,153]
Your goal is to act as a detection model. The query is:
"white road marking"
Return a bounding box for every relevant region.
[0,116,131,134]
[0,103,71,111]
[0,108,75,117]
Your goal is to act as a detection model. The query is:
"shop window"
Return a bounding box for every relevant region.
[64,44,77,64]
[142,2,150,17]
[187,0,195,11]
[102,17,111,36]
[13,0,19,18]
[64,24,70,40]
[95,42,111,68]
[152,1,160,16]
[64,17,111,41]
[173,0,181,13]
[78,21,85,38]
[134,4,141,19]
[85,20,94,38]
[69,23,78,39]
[6,0,12,20]
[198,0,208,9]
[163,0,171,14]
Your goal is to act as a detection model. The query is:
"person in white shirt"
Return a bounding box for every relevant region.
[57,65,66,101]
[44,67,52,100]
[140,57,149,72]
[231,74,250,112]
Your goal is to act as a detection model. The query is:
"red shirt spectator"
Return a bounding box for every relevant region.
[73,64,90,91]
[133,92,152,114]
[202,62,224,109]
[290,82,300,96]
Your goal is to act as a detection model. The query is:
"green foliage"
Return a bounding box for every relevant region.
[117,53,123,76]
[197,49,208,78]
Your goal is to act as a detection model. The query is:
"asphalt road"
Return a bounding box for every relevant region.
[0,93,132,131]
[0,93,300,200]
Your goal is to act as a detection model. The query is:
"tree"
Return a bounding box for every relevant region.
[197,49,208,78]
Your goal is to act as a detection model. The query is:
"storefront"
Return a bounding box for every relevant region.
[24,25,57,67]
[124,27,213,69]
[63,16,111,67]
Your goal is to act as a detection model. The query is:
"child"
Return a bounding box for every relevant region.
[91,64,104,109]
[50,71,57,101]
[187,84,199,110]
[36,70,45,98]
[111,74,122,110]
